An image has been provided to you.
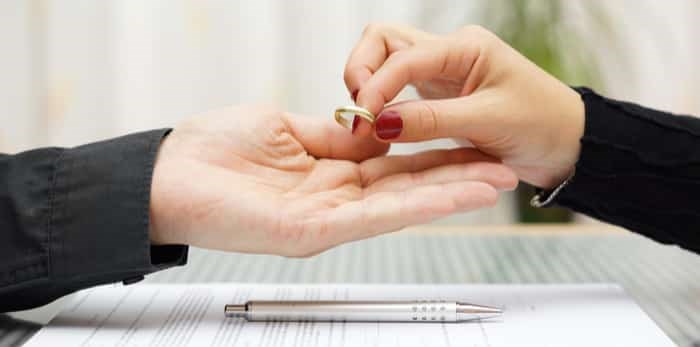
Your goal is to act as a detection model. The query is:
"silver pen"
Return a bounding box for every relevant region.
[224,300,502,322]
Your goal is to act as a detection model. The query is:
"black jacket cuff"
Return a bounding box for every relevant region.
[0,129,187,312]
[51,129,188,285]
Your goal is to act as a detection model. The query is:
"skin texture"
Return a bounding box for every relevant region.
[149,105,518,257]
[344,24,585,189]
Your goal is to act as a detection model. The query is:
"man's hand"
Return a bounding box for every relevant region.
[149,105,517,257]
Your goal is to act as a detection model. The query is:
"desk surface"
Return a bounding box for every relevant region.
[2,224,699,347]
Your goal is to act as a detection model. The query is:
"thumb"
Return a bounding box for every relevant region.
[373,97,484,142]
[285,113,389,162]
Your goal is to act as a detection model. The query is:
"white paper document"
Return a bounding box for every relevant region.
[24,283,673,346]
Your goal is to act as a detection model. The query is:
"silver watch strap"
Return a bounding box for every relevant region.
[530,169,575,208]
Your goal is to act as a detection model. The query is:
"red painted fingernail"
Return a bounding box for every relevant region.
[351,90,359,102]
[351,115,360,134]
[375,110,403,140]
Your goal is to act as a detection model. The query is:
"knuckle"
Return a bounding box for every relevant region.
[460,24,488,36]
[343,67,353,84]
[383,51,411,76]
[358,161,374,187]
[386,49,408,62]
[362,23,384,36]
[343,65,364,85]
[459,25,498,45]
[417,102,440,138]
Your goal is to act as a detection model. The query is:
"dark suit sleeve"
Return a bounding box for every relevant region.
[539,87,700,254]
[0,129,188,312]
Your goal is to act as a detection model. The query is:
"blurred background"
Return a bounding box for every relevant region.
[1,0,699,225]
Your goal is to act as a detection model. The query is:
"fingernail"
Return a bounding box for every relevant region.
[375,110,403,140]
[351,115,360,134]
[351,90,359,102]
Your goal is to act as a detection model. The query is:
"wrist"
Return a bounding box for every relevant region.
[542,86,585,189]
[149,132,178,245]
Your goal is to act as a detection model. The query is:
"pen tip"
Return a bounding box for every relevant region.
[456,303,503,314]
[455,303,502,321]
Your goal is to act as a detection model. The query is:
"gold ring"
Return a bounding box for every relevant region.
[334,105,376,129]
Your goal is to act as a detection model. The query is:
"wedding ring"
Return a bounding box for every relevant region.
[334,105,376,129]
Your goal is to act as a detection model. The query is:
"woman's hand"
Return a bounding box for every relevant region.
[344,24,585,189]
[148,105,517,257]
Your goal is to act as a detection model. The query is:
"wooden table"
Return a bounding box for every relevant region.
[2,224,699,346]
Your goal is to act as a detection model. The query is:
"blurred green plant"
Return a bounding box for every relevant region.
[478,0,613,223]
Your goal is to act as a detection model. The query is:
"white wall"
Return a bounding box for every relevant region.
[0,1,45,152]
[594,0,700,114]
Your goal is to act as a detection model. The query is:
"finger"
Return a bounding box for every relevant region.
[356,39,476,117]
[324,181,499,248]
[365,162,519,195]
[373,96,492,142]
[344,24,431,99]
[359,147,498,185]
[344,25,433,137]
[343,27,393,138]
[351,116,374,138]
[343,31,389,100]
[285,113,389,162]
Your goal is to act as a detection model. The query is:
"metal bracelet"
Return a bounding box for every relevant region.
[530,169,575,208]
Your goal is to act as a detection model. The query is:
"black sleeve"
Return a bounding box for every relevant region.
[542,87,700,254]
[0,129,188,312]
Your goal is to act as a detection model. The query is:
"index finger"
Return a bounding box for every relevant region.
[343,25,433,137]
[357,40,455,116]
[343,24,426,98]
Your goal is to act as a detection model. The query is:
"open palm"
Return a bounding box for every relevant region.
[150,105,517,256]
